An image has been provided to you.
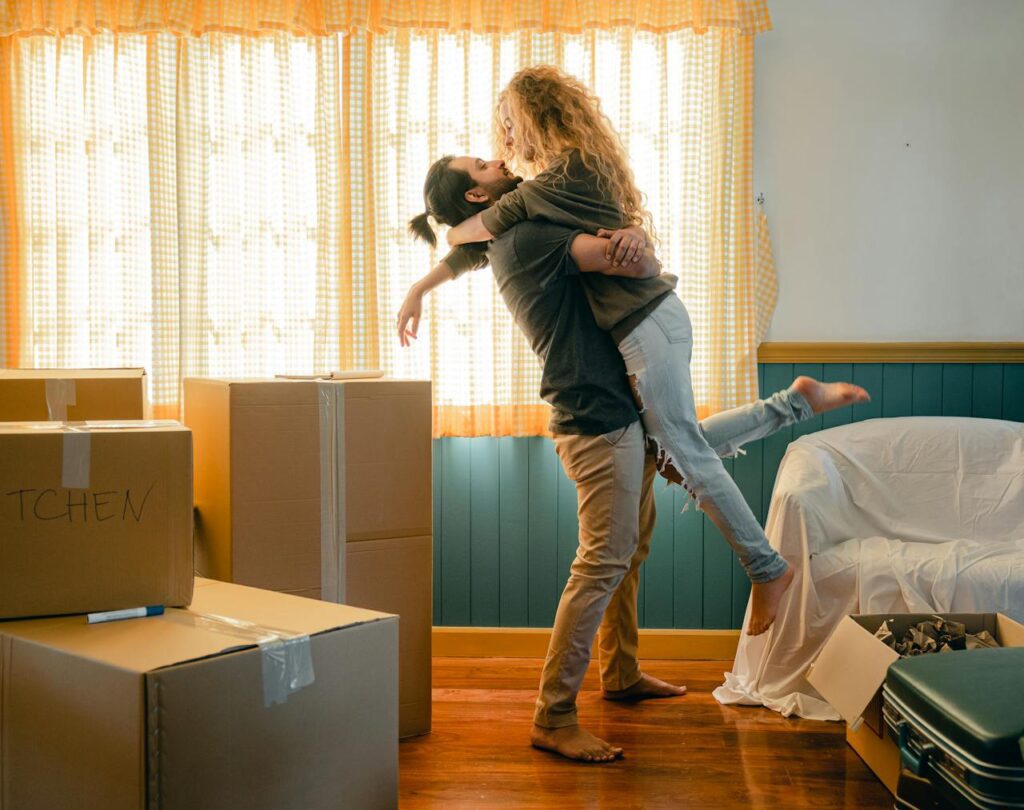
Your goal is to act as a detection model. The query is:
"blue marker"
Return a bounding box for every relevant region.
[87,605,164,624]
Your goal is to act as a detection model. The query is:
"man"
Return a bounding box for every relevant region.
[400,156,867,762]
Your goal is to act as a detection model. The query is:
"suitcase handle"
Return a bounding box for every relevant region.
[898,721,937,777]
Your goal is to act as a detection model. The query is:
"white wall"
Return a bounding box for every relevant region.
[756,0,1024,341]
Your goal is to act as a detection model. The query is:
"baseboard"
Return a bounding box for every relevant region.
[757,341,1024,363]
[432,626,740,660]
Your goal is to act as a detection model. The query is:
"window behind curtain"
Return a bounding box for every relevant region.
[6,26,768,432]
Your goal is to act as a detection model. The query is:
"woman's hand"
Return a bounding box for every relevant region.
[596,225,647,266]
[396,287,424,347]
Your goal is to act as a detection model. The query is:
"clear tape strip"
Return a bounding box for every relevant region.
[44,378,76,421]
[61,428,91,489]
[175,611,316,707]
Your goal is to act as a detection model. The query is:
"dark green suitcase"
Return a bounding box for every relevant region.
[882,647,1024,809]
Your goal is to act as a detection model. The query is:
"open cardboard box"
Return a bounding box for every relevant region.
[806,612,1024,794]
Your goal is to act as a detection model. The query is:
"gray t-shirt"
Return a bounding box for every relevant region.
[487,220,639,436]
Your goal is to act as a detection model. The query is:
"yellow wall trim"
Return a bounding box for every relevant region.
[432,627,739,660]
[757,342,1024,364]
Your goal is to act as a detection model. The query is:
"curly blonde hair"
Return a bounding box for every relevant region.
[494,65,654,236]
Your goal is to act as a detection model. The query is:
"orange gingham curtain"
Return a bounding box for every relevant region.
[0,0,777,435]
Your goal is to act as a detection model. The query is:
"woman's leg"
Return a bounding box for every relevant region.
[618,295,787,585]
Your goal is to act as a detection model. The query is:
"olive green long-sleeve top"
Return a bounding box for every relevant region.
[441,149,677,344]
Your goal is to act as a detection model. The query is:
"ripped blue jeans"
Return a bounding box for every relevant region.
[617,294,813,584]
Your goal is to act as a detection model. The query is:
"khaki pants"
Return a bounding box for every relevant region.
[534,383,813,729]
[535,420,655,728]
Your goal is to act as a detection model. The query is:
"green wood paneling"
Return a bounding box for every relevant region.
[434,362,1024,630]
[440,437,472,625]
[942,364,973,416]
[1004,365,1024,423]
[643,480,676,627]
[470,439,500,625]
[883,364,913,417]
[432,439,443,623]
[912,364,943,416]
[498,437,530,626]
[527,437,559,627]
[972,364,1003,419]
[673,485,704,627]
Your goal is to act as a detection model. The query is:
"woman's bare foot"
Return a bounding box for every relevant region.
[530,724,623,763]
[602,672,687,702]
[747,564,795,635]
[791,376,870,414]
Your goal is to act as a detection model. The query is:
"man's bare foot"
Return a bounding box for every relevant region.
[747,564,795,635]
[791,375,870,414]
[531,724,623,763]
[602,672,687,702]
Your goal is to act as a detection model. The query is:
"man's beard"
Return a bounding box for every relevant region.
[482,174,522,202]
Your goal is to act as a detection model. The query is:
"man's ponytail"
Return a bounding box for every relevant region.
[408,211,437,247]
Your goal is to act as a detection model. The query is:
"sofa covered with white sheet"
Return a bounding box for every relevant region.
[714,416,1024,720]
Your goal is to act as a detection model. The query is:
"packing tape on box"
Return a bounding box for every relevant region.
[62,428,91,489]
[177,611,316,707]
[45,378,76,421]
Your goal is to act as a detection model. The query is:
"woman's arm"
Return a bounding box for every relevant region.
[446,213,494,247]
[396,261,456,346]
[570,234,661,279]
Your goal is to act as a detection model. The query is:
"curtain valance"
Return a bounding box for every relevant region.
[0,0,771,38]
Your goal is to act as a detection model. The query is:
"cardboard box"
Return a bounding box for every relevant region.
[319,379,433,738]
[186,377,433,738]
[807,612,1024,794]
[0,368,149,421]
[0,578,399,810]
[0,420,194,619]
[184,378,322,599]
[347,534,433,738]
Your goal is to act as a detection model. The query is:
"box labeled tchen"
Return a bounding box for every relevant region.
[0,578,399,810]
[0,368,149,421]
[0,420,194,619]
[806,612,1024,794]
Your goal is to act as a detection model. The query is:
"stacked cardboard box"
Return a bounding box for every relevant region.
[0,367,149,421]
[0,420,194,618]
[0,368,402,807]
[184,377,434,738]
[807,612,1024,794]
[0,578,398,810]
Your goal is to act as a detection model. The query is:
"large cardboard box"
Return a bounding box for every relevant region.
[185,377,433,738]
[0,368,149,421]
[0,578,399,810]
[806,612,1024,794]
[0,421,194,619]
[184,378,322,599]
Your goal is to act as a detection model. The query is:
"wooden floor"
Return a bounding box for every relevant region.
[399,658,893,809]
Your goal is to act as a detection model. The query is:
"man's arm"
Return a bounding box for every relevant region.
[570,233,661,279]
[447,213,494,247]
[397,261,455,347]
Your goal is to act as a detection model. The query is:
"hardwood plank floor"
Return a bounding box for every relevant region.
[399,658,893,809]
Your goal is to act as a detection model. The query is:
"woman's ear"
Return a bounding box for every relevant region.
[464,188,489,204]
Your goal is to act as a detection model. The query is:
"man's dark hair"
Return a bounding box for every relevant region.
[408,156,489,265]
